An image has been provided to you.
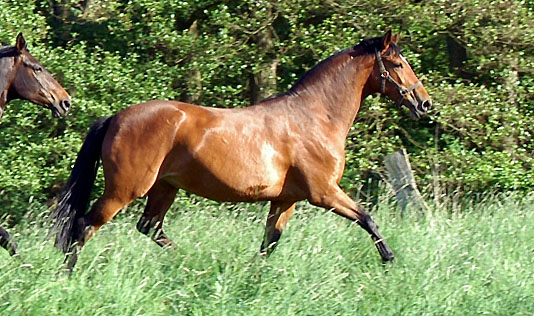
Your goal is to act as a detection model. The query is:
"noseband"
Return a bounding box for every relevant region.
[375,49,422,108]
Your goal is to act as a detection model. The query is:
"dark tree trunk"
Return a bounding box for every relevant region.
[181,20,203,104]
[249,7,278,104]
[446,33,468,78]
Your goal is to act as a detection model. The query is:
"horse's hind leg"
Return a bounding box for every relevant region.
[311,186,394,261]
[136,180,178,248]
[65,193,135,272]
[260,201,296,256]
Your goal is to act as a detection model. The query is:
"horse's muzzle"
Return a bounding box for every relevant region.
[51,98,71,118]
[419,99,432,112]
[416,99,432,116]
[408,99,431,119]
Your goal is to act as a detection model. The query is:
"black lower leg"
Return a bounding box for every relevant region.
[136,215,174,248]
[357,213,394,261]
[260,229,281,256]
[0,226,18,256]
[136,215,152,235]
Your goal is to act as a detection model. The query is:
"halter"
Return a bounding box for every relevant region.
[375,49,422,108]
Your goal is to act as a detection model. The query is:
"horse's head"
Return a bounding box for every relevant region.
[371,30,431,119]
[9,33,71,118]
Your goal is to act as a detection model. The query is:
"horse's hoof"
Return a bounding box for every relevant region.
[375,240,394,262]
[381,251,395,262]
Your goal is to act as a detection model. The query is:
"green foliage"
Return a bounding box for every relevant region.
[1,0,534,223]
[1,194,534,314]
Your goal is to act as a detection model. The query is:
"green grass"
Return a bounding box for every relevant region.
[1,194,534,315]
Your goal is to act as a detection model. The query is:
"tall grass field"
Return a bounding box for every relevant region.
[1,193,533,315]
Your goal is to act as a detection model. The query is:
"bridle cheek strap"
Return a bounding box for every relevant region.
[375,49,422,108]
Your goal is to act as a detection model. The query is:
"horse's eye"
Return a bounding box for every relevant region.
[35,67,43,73]
[393,63,403,69]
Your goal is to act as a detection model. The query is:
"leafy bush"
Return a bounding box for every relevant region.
[1,0,533,223]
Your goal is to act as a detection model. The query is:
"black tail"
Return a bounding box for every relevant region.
[51,116,112,253]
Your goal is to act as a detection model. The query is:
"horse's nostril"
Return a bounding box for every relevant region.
[63,99,71,110]
[421,100,431,111]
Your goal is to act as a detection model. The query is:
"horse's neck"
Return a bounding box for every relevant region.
[0,57,15,112]
[284,54,375,136]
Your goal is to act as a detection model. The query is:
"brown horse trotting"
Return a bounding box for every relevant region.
[0,33,71,255]
[52,31,431,271]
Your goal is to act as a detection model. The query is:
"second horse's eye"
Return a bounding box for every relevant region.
[393,63,403,68]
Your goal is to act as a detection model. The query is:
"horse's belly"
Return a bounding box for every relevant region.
[161,167,283,202]
[159,143,288,202]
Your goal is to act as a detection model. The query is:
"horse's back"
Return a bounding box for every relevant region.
[101,100,300,202]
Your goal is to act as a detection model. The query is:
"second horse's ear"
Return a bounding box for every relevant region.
[381,30,392,53]
[392,33,399,44]
[16,33,27,51]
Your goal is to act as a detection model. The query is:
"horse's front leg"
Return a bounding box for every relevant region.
[310,186,394,262]
[260,201,297,256]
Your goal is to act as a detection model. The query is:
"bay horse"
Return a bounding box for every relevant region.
[0,33,71,255]
[52,30,431,271]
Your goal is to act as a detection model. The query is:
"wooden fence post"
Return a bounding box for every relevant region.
[385,149,428,214]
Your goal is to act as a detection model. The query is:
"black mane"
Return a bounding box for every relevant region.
[285,36,400,96]
[0,46,19,59]
[358,36,400,56]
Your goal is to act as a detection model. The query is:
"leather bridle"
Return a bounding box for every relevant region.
[375,49,422,108]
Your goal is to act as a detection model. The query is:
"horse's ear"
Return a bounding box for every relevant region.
[16,33,27,51]
[381,30,393,53]
[392,33,399,44]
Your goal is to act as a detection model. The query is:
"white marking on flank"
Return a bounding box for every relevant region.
[261,142,279,184]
